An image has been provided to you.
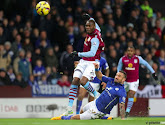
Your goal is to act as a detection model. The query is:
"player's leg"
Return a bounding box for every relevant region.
[81,63,100,98]
[125,80,139,117]
[61,69,82,116]
[76,86,87,114]
[88,82,100,102]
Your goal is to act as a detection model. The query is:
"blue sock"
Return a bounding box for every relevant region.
[100,116,108,119]
[76,100,82,114]
[83,81,97,96]
[68,85,78,107]
[126,98,134,113]
[61,115,73,120]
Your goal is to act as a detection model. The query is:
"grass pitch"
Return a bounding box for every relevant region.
[0,117,165,125]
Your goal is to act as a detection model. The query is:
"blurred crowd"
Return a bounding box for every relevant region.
[0,0,164,88]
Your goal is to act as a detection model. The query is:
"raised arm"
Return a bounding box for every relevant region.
[78,38,99,57]
[117,57,123,72]
[93,63,103,80]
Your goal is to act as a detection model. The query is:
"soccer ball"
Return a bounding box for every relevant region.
[36,1,50,16]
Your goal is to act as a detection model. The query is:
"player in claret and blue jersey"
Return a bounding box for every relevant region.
[51,63,127,120]
[117,46,158,117]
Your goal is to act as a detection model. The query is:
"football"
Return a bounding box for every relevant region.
[36,1,50,16]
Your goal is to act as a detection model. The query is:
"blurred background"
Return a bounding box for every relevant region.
[0,0,164,118]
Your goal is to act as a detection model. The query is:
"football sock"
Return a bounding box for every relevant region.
[61,115,73,120]
[126,98,134,113]
[83,81,97,96]
[68,85,78,107]
[76,100,82,114]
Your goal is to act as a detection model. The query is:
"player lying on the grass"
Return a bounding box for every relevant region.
[51,63,126,120]
[76,57,109,114]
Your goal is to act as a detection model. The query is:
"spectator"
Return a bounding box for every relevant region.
[7,66,15,82]
[28,74,35,87]
[49,66,61,85]
[0,69,11,85]
[38,74,48,85]
[0,44,11,70]
[23,38,34,52]
[13,49,32,81]
[33,59,46,81]
[57,74,71,87]
[4,41,14,60]
[60,44,74,77]
[145,53,154,66]
[45,47,58,69]
[13,73,28,88]
[0,27,6,44]
[106,49,119,77]
[31,48,44,68]
[159,49,165,77]
[149,63,165,85]
[11,34,22,57]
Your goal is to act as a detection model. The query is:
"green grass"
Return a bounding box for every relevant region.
[0,117,165,125]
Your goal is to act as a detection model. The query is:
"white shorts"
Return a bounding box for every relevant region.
[80,100,105,120]
[73,59,99,81]
[80,82,100,97]
[124,79,139,92]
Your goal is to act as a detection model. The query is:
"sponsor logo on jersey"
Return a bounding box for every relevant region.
[124,60,129,62]
[128,63,133,68]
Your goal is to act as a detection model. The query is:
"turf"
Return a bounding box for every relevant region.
[0,117,165,125]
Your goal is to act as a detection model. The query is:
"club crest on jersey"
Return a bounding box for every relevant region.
[134,59,138,63]
[115,88,119,91]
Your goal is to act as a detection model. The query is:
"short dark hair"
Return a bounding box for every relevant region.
[119,70,127,79]
[127,46,135,50]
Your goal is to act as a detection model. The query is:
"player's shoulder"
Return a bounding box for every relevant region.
[100,57,106,62]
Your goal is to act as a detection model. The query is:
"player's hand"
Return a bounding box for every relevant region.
[69,51,78,58]
[93,63,99,69]
[101,82,106,90]
[82,13,91,21]
[152,73,158,81]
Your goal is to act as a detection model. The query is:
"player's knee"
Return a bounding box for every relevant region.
[72,77,80,85]
[128,91,135,98]
[80,77,88,86]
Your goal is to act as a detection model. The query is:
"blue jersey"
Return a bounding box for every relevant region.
[92,57,109,84]
[96,76,126,114]
[159,58,165,77]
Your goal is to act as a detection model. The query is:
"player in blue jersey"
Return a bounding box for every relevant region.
[76,57,109,114]
[51,63,127,120]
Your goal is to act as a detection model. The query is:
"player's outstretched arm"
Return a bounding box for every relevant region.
[93,63,103,80]
[119,103,125,120]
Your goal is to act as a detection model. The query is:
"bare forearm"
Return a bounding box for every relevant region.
[95,71,103,80]
[120,103,125,120]
[105,68,110,77]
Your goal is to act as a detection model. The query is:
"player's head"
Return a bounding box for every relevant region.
[85,20,96,34]
[127,46,135,58]
[114,70,127,84]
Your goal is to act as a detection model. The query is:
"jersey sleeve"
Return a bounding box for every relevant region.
[117,57,123,72]
[102,75,113,83]
[78,38,99,57]
[89,18,101,32]
[138,56,155,73]
[118,90,126,104]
